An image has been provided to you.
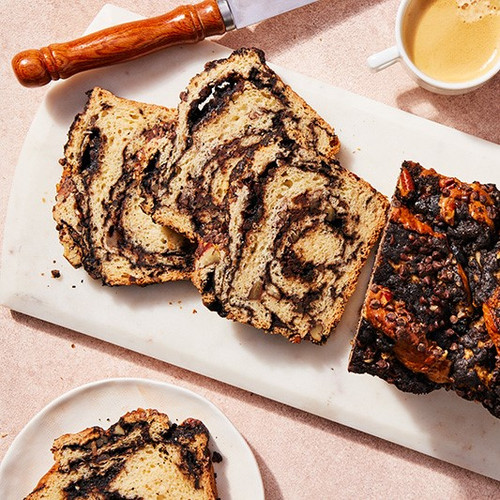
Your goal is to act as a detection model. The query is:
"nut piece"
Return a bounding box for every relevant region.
[310,322,324,342]
[197,244,221,268]
[248,281,263,300]
[266,283,281,299]
[113,425,125,436]
[398,167,415,198]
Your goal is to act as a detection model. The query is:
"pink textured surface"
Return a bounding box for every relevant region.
[1,1,499,498]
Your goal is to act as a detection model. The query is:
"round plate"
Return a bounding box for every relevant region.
[0,378,264,499]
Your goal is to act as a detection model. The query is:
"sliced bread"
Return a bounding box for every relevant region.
[53,87,193,286]
[25,408,218,499]
[141,47,341,242]
[141,48,387,342]
[192,145,389,343]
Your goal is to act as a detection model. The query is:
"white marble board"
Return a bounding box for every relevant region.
[1,4,499,482]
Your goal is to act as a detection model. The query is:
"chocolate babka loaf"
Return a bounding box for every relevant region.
[53,88,193,286]
[142,48,388,343]
[349,161,500,418]
[25,408,218,499]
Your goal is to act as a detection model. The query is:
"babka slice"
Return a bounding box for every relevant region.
[25,408,218,499]
[53,87,193,286]
[193,146,389,344]
[141,47,387,344]
[141,47,341,242]
[349,161,500,418]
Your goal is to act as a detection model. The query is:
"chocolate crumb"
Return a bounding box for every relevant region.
[193,309,198,314]
[71,344,75,348]
[51,269,61,278]
[212,451,223,463]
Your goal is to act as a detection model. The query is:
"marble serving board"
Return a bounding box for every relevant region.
[2,4,499,481]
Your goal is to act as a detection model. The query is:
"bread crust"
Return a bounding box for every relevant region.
[349,161,500,418]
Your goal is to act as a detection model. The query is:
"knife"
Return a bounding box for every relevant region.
[12,0,318,87]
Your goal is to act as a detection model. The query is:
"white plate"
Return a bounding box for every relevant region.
[1,4,500,482]
[0,378,264,499]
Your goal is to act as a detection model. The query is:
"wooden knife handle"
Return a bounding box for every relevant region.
[12,0,226,87]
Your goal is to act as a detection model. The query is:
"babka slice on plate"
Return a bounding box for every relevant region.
[349,161,500,418]
[53,87,193,286]
[142,48,388,343]
[25,408,218,499]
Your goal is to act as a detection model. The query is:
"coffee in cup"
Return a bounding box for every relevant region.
[367,0,500,94]
[403,0,500,83]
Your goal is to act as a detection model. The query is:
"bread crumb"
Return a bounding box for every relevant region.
[212,451,223,463]
[71,344,75,348]
[51,269,61,278]
[0,433,8,439]
[192,309,198,314]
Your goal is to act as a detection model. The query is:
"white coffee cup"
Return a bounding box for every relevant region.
[367,0,500,95]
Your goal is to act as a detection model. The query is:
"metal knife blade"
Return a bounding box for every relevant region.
[218,0,319,30]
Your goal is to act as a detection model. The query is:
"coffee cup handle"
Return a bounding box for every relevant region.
[367,46,400,72]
